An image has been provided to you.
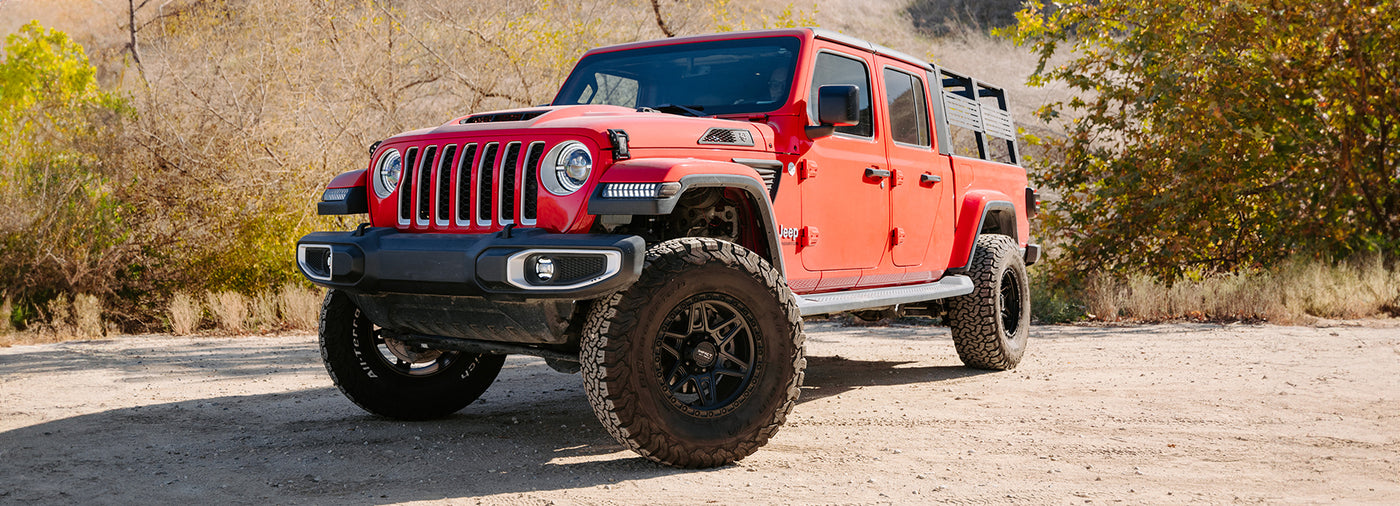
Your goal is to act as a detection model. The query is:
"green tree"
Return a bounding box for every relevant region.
[1012,0,1400,279]
[0,21,131,325]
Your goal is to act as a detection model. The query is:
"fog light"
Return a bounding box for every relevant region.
[297,245,333,281]
[534,257,555,282]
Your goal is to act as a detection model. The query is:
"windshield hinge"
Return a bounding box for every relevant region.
[608,129,631,161]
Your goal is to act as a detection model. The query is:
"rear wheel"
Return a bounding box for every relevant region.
[319,290,505,420]
[948,234,1030,370]
[581,238,805,468]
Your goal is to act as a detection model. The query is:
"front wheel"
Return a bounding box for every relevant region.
[947,234,1030,370]
[581,238,805,468]
[319,290,505,420]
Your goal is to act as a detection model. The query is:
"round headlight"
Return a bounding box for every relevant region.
[542,141,592,195]
[374,148,402,199]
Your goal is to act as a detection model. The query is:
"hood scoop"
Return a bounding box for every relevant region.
[460,110,548,124]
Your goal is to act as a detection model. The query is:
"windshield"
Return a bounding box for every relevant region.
[552,37,802,116]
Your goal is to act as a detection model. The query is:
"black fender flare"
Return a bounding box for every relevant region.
[587,174,785,276]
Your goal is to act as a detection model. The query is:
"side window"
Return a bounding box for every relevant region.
[809,52,873,138]
[882,68,930,146]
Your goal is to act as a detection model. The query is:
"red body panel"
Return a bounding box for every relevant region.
[327,169,366,189]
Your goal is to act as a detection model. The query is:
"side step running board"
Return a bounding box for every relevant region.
[794,275,974,317]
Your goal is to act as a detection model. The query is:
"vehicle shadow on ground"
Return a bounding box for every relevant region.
[0,345,990,505]
[800,355,992,403]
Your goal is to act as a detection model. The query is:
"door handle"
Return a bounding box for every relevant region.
[865,168,891,179]
[921,174,942,184]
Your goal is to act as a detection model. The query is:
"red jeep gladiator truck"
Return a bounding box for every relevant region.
[298,27,1038,468]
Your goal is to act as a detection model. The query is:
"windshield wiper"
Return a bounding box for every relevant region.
[646,104,709,117]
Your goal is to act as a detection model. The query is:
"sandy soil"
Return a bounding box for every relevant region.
[1,320,1397,504]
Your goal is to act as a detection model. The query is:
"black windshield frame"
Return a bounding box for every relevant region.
[552,37,803,116]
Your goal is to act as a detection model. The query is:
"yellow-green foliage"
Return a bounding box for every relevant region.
[0,22,131,326]
[1012,0,1400,279]
[711,1,818,32]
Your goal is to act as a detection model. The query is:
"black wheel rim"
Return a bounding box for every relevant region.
[654,294,759,416]
[999,270,1023,338]
[354,309,459,377]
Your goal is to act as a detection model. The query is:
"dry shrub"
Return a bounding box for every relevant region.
[168,292,202,335]
[207,291,250,334]
[1083,273,1122,321]
[278,283,322,331]
[0,294,12,336]
[71,294,104,338]
[45,294,73,337]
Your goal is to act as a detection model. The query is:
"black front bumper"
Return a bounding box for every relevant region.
[296,227,645,301]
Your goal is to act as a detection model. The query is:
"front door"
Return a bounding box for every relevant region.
[799,48,888,273]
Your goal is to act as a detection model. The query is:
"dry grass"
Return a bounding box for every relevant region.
[207,291,249,334]
[168,292,202,335]
[1084,256,1400,323]
[278,283,322,332]
[71,294,103,338]
[250,291,280,332]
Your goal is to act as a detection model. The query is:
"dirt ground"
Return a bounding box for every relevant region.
[1,320,1397,505]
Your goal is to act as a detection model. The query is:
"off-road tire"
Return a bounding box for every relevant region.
[319,290,506,420]
[581,238,805,468]
[948,234,1030,370]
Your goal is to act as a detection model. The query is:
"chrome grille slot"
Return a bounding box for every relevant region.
[522,142,544,224]
[435,144,457,226]
[398,147,418,226]
[500,142,522,224]
[476,142,499,227]
[455,143,478,225]
[416,145,437,225]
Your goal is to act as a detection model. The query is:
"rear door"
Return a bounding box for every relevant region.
[878,64,946,269]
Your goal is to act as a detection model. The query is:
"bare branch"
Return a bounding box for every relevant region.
[650,0,676,37]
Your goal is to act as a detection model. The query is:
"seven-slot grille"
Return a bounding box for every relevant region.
[394,139,548,231]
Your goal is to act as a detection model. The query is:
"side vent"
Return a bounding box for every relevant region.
[731,158,783,198]
[698,127,755,146]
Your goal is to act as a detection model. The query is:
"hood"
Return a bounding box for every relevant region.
[389,105,777,153]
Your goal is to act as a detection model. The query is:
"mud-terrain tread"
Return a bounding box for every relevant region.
[947,234,1030,370]
[319,290,505,420]
[581,237,805,468]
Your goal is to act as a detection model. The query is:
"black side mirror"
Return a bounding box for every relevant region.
[807,84,860,139]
